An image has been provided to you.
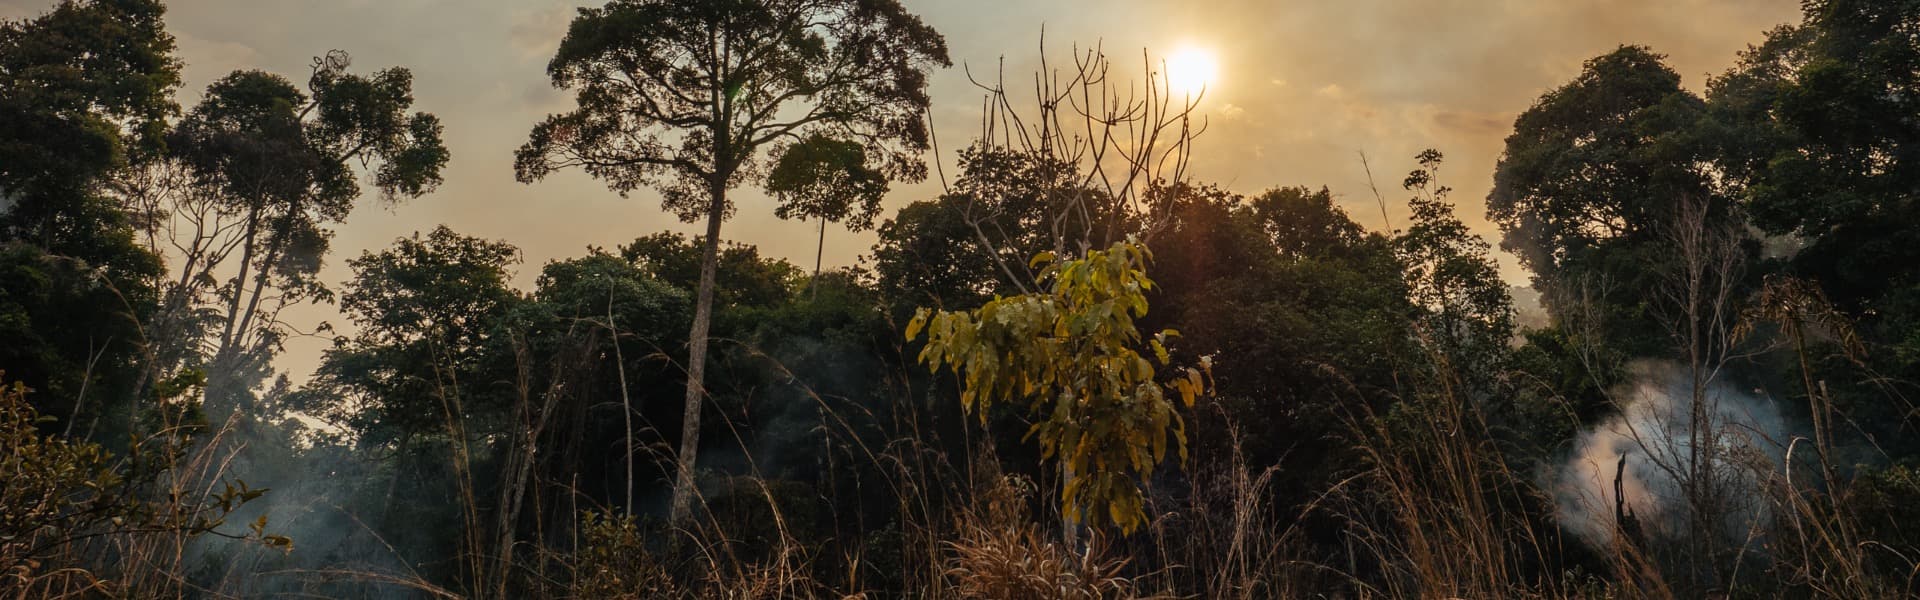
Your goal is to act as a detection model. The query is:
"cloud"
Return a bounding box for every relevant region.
[171,33,262,99]
[1432,109,1512,137]
[510,3,575,60]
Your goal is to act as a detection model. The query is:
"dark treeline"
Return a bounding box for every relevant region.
[4,0,1920,598]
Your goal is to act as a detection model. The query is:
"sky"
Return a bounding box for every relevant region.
[1,0,1803,379]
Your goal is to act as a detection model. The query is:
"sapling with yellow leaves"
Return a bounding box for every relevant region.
[907,239,1211,534]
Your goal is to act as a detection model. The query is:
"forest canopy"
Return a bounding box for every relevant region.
[4,0,1920,598]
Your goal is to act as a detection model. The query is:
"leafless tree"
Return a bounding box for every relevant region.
[953,36,1208,293]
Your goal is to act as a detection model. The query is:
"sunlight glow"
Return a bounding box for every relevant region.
[1162,45,1219,98]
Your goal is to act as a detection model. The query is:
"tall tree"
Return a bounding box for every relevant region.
[1395,150,1514,387]
[515,0,948,523]
[0,0,178,234]
[1710,1,1920,379]
[1486,45,1724,358]
[764,134,888,282]
[161,51,448,413]
[0,0,178,435]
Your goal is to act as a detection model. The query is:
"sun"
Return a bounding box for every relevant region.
[1162,45,1219,98]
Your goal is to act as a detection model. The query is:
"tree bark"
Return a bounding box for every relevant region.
[668,179,727,525]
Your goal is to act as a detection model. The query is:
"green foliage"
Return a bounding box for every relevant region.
[1852,462,1920,559]
[1148,185,1416,511]
[171,52,447,211]
[0,374,284,589]
[870,195,1008,308]
[0,0,179,203]
[0,241,156,439]
[569,511,681,598]
[0,0,172,439]
[15,0,1920,596]
[516,0,951,525]
[341,226,521,348]
[619,232,799,311]
[1488,45,1742,361]
[308,226,522,442]
[515,0,950,213]
[162,49,448,413]
[1251,186,1369,259]
[1395,149,1515,383]
[869,146,1130,310]
[1488,45,1711,281]
[766,134,890,230]
[1707,1,1920,393]
[530,250,691,343]
[908,240,1208,533]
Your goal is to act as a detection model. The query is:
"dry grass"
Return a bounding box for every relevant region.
[941,472,1140,600]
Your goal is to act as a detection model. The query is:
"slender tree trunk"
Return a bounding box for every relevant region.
[610,286,635,515]
[210,205,284,412]
[813,216,825,298]
[668,179,727,525]
[229,235,283,362]
[216,206,261,356]
[496,340,558,600]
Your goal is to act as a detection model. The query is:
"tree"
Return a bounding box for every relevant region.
[907,240,1209,535]
[0,0,178,438]
[1487,45,1725,359]
[157,51,448,413]
[301,227,523,596]
[308,226,521,446]
[0,0,178,233]
[525,250,690,517]
[765,134,888,282]
[1395,149,1515,388]
[618,232,798,312]
[514,0,949,524]
[869,195,1006,309]
[1151,185,1415,514]
[867,146,1116,311]
[1708,1,1920,392]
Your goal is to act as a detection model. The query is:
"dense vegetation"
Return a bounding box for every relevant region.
[4,0,1920,597]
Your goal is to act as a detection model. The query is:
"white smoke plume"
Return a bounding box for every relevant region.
[1554,360,1787,549]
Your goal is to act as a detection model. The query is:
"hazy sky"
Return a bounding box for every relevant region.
[2,0,1802,378]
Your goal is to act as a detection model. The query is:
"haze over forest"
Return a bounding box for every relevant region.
[7,0,1920,598]
[1,0,1803,375]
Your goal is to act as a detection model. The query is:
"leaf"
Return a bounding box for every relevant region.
[1028,250,1055,268]
[902,239,1190,535]
[1187,369,1205,404]
[904,308,929,341]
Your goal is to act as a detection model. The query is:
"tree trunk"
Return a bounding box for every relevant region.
[215,205,261,358]
[668,180,727,525]
[610,287,635,515]
[812,216,825,298]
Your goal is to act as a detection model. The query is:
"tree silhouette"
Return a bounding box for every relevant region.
[515,0,948,524]
[164,51,448,413]
[765,134,887,283]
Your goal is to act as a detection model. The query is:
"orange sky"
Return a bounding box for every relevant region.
[0,0,1805,379]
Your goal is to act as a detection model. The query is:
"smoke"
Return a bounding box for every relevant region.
[186,428,430,599]
[1553,360,1787,549]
